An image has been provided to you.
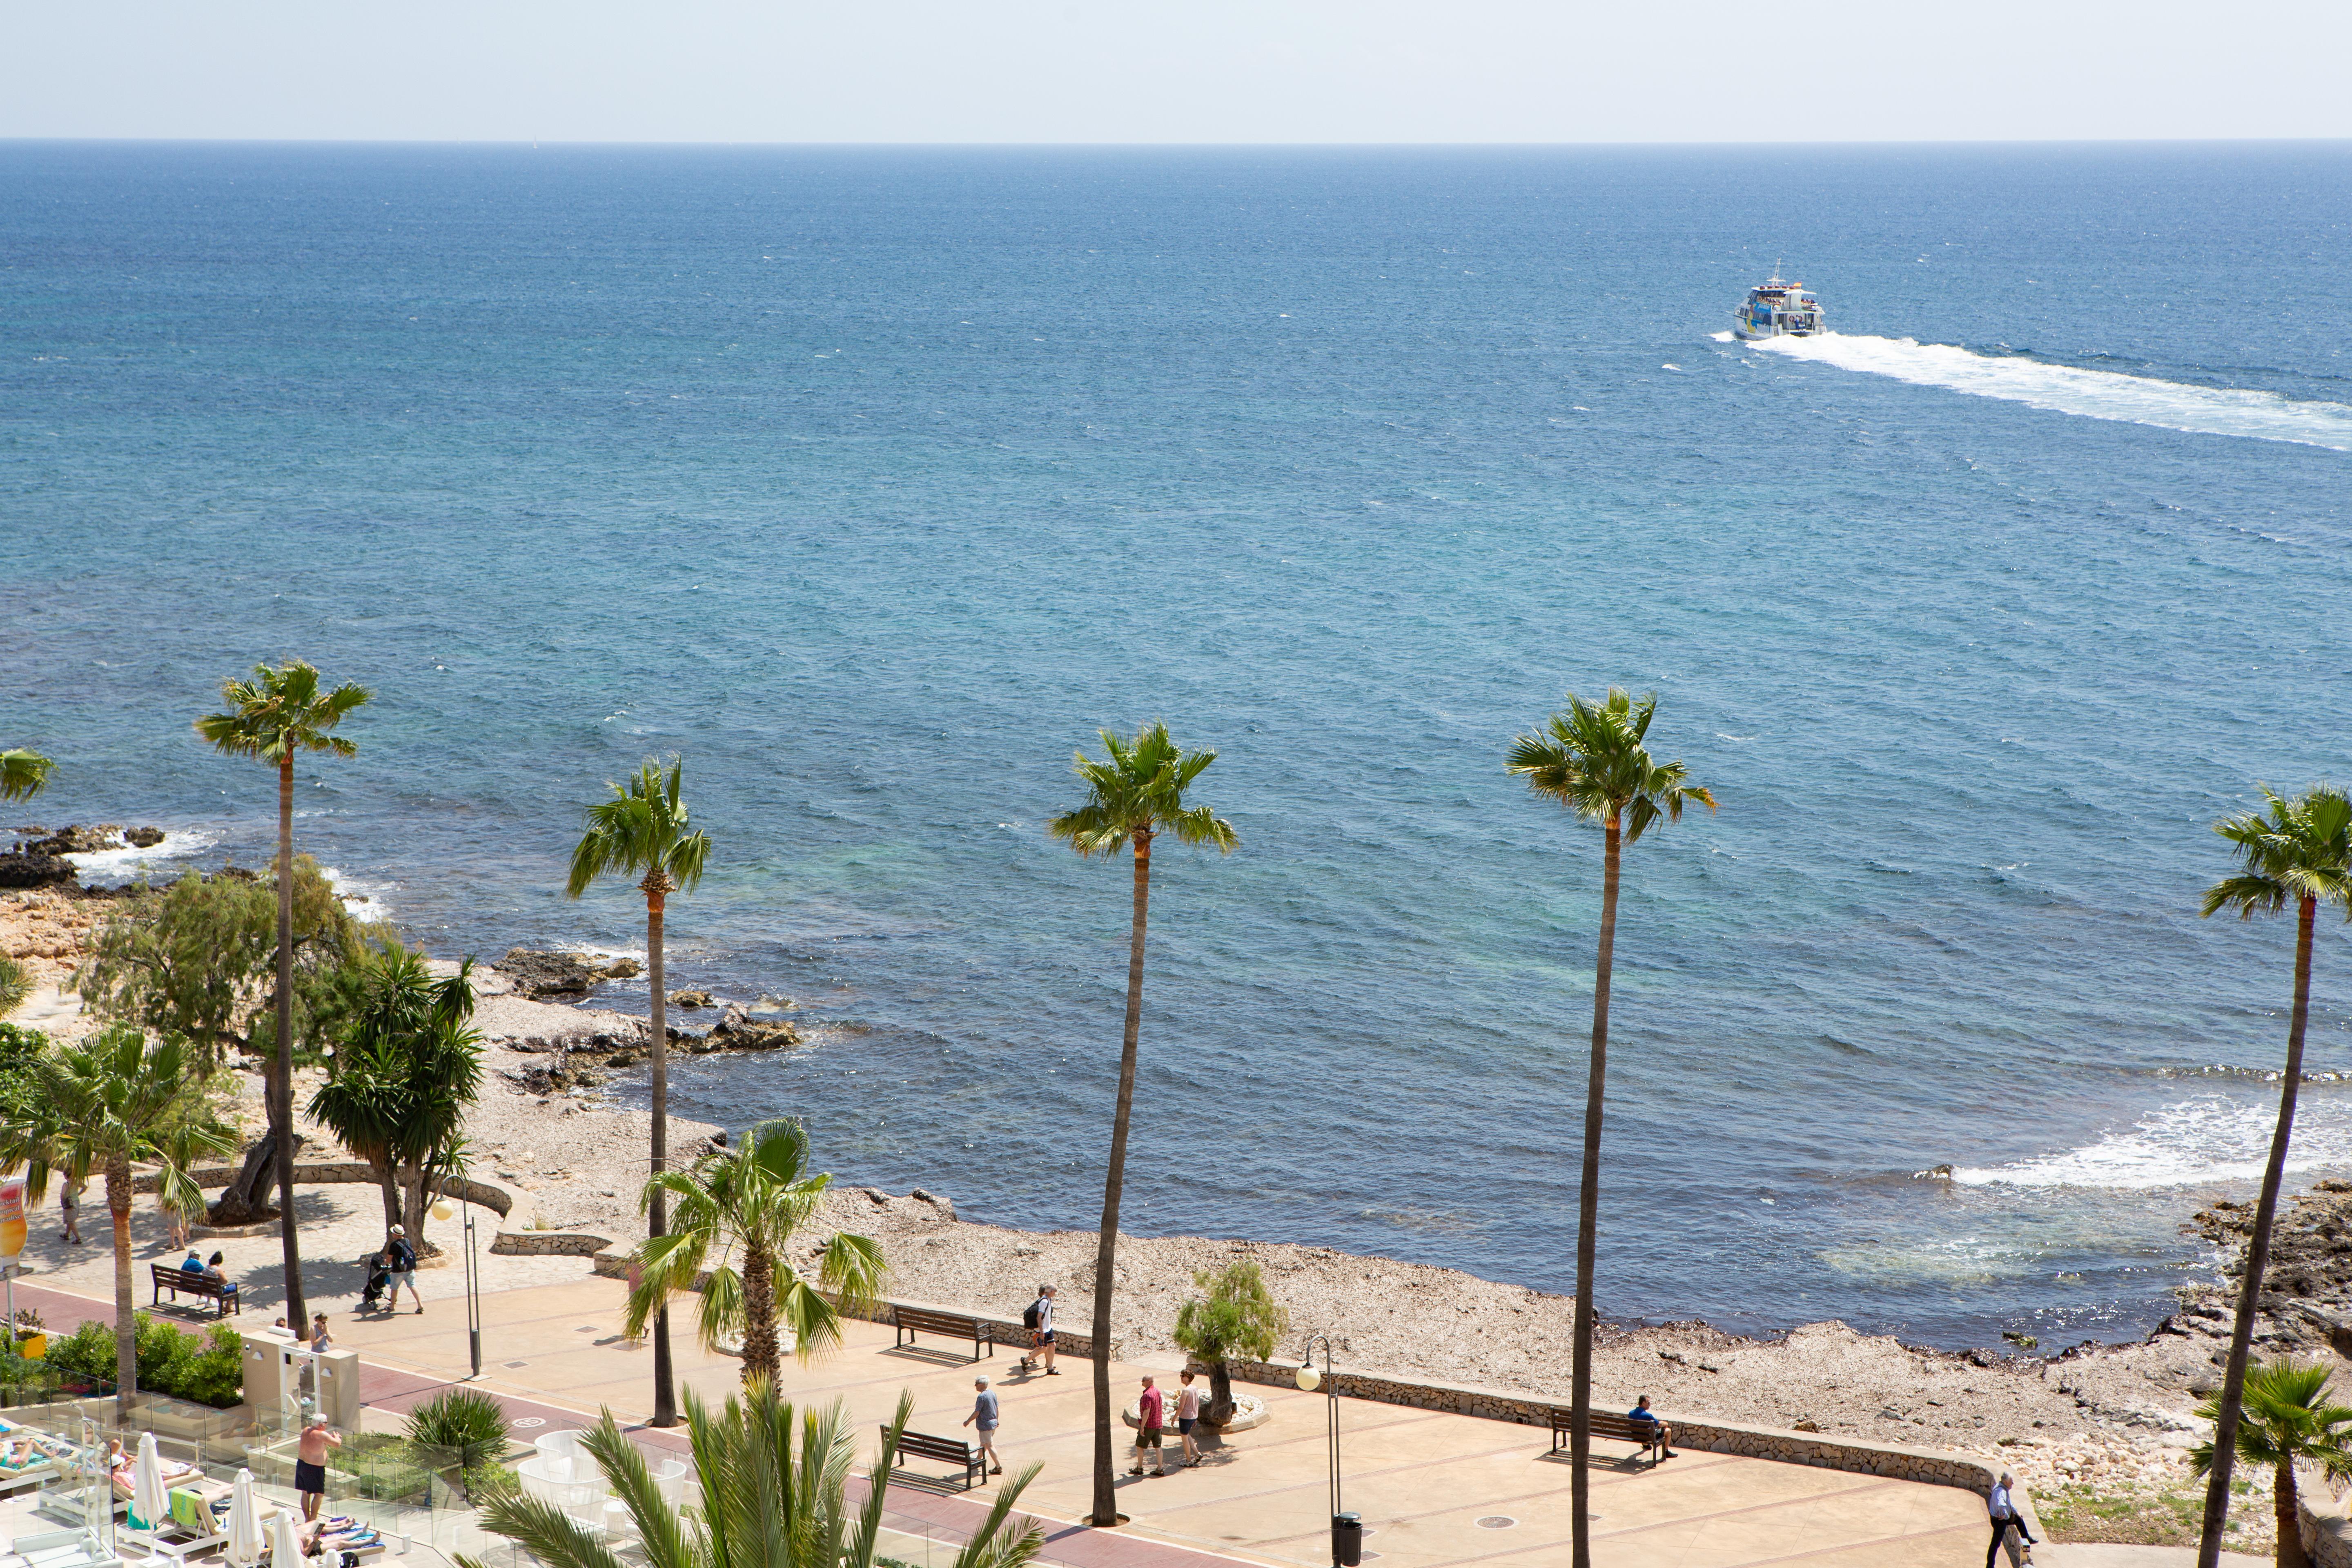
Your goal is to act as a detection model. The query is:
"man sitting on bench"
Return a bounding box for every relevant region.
[1627,1395,1677,1461]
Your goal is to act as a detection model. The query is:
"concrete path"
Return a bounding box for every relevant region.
[2032,1547,2269,1568]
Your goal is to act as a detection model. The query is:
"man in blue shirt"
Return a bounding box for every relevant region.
[1627,1394,1676,1461]
[961,1374,1004,1477]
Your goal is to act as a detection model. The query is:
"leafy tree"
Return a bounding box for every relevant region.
[462,1386,1044,1568]
[195,659,370,1337]
[1048,722,1236,1526]
[0,1026,234,1418]
[2194,786,2352,1568]
[0,749,53,802]
[0,1024,50,1122]
[2192,1358,2352,1568]
[309,943,483,1250]
[625,1119,884,1389]
[1508,688,1713,1568]
[1171,1260,1289,1427]
[566,756,709,1427]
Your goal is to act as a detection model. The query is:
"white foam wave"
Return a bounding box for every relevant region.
[1953,1095,2352,1191]
[317,865,394,920]
[63,828,217,878]
[1707,330,1735,342]
[1752,333,2352,450]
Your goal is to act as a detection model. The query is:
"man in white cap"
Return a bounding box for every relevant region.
[383,1225,422,1314]
[960,1374,1003,1478]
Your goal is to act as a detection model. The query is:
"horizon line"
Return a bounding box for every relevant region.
[4,134,2350,151]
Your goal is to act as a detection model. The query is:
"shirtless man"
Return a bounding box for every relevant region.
[295,1416,342,1521]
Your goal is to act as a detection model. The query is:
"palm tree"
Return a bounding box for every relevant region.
[624,1119,885,1388]
[0,749,53,802]
[1508,688,1713,1568]
[0,1026,233,1418]
[1048,722,1235,1526]
[463,1386,1044,1568]
[2194,786,2352,1568]
[566,756,710,1426]
[195,660,370,1333]
[2192,1358,2352,1568]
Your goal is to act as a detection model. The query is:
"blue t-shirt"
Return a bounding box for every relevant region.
[181,1256,205,1273]
[973,1391,1000,1430]
[1628,1406,1659,1425]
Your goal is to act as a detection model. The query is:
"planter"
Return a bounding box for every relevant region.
[15,1333,44,1360]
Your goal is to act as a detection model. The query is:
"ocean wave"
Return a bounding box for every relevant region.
[1951,1094,2352,1191]
[63,828,216,878]
[317,865,394,920]
[1751,333,2352,450]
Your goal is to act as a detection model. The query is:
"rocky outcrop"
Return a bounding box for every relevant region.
[492,947,640,999]
[668,989,713,1008]
[691,1005,800,1053]
[505,1059,607,1096]
[9,824,163,856]
[0,853,76,889]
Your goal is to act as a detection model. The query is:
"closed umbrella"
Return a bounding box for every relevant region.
[271,1510,305,1568]
[131,1433,169,1534]
[227,1469,266,1568]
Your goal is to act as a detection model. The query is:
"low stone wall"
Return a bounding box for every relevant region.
[2299,1465,2352,1568]
[834,1294,1109,1363]
[145,1162,514,1218]
[491,1231,614,1257]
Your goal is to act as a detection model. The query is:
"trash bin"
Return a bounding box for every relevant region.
[1331,1511,1363,1566]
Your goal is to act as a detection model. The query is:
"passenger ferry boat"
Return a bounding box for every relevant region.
[1733,271,1824,339]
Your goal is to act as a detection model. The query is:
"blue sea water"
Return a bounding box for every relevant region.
[4,141,2350,1351]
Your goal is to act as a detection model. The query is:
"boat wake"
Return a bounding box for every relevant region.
[1951,1094,2352,1191]
[1752,333,2352,450]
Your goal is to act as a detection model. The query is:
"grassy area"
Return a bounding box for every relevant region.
[2039,1474,2271,1555]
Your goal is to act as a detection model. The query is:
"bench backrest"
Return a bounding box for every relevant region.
[895,1308,977,1336]
[1550,1409,1653,1442]
[152,1266,225,1294]
[893,1430,972,1464]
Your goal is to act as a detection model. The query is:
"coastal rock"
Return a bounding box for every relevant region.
[504,1060,606,1096]
[707,1005,800,1051]
[0,853,77,889]
[604,957,641,979]
[13,824,123,856]
[493,947,637,1000]
[668,989,714,1008]
[910,1188,956,1223]
[123,826,165,849]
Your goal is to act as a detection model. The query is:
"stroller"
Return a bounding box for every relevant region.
[358,1249,393,1311]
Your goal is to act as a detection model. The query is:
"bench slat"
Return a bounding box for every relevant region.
[882,1428,982,1492]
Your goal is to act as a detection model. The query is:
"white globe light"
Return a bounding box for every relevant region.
[1296,1364,1321,1392]
[431,1200,453,1221]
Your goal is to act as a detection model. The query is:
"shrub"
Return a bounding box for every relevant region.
[0,957,30,1016]
[39,1315,241,1409]
[405,1388,510,1468]
[42,1321,116,1391]
[0,1022,48,1120]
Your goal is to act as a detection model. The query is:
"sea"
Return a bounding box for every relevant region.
[3,141,2350,1352]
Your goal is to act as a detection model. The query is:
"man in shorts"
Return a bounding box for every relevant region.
[960,1374,1004,1477]
[384,1225,422,1314]
[1020,1285,1059,1375]
[1175,1368,1204,1468]
[1627,1394,1676,1461]
[1129,1375,1167,1477]
[295,1414,342,1521]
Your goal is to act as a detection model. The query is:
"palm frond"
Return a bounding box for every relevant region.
[0,749,55,803]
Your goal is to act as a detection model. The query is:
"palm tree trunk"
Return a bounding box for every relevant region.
[1569,817,1621,1568]
[741,1239,779,1389]
[645,878,678,1426]
[377,1158,401,1236]
[1089,829,1152,1527]
[2275,1458,2309,1568]
[274,754,308,1334]
[2198,893,2318,1568]
[107,1156,136,1421]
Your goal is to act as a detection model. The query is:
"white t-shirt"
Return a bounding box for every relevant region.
[1033,1295,1054,1332]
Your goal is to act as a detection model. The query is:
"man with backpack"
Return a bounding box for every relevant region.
[383,1225,422,1315]
[1018,1284,1059,1375]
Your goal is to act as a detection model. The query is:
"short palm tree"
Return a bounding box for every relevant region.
[2193,1358,2352,1568]
[567,756,710,1426]
[1508,688,1713,1568]
[195,659,370,1334]
[624,1119,884,1388]
[463,1387,1043,1568]
[0,749,53,802]
[2194,786,2352,1568]
[1048,722,1235,1526]
[0,1026,233,1418]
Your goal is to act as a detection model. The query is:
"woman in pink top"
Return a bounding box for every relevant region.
[1175,1369,1204,1468]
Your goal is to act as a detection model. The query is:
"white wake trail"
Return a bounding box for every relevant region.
[1753,333,2352,451]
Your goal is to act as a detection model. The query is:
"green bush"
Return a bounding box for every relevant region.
[36,1315,241,1409]
[0,1022,49,1119]
[41,1321,116,1391]
[405,1387,510,1468]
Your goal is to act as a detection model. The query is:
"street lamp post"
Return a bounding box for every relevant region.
[1297,1335,1360,1568]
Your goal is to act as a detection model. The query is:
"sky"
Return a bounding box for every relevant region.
[5,0,2350,144]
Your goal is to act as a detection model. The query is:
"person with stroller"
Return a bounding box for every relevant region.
[381,1224,421,1314]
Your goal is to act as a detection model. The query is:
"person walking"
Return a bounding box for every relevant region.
[961,1374,1004,1478]
[383,1225,423,1314]
[1019,1284,1059,1375]
[1985,1470,2038,1568]
[294,1414,342,1521]
[1130,1375,1167,1477]
[1175,1368,1203,1468]
[58,1178,82,1245]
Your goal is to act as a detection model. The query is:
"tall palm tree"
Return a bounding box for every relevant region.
[624,1119,885,1388]
[1508,688,1713,1568]
[2192,1358,2352,1568]
[0,749,53,802]
[463,1387,1044,1568]
[195,659,370,1333]
[2194,785,2352,1568]
[1048,722,1235,1527]
[0,1026,233,1418]
[567,756,710,1427]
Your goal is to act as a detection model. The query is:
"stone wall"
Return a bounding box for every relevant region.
[2299,1464,2352,1568]
[834,1294,1108,1363]
[491,1231,614,1257]
[147,1162,514,1218]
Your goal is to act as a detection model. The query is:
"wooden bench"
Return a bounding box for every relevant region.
[882,1428,985,1492]
[1550,1408,1668,1464]
[891,1305,990,1363]
[150,1265,238,1318]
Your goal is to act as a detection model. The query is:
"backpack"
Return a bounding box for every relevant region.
[1022,1300,1041,1330]
[390,1238,416,1271]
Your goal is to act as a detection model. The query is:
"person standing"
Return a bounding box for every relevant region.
[1130,1375,1167,1477]
[384,1225,423,1315]
[961,1374,1004,1478]
[58,1178,81,1245]
[1020,1284,1059,1375]
[1985,1470,2038,1568]
[294,1415,342,1521]
[1175,1369,1203,1468]
[310,1314,332,1353]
